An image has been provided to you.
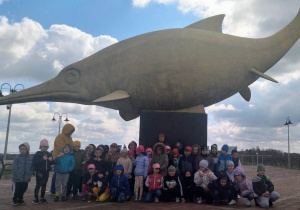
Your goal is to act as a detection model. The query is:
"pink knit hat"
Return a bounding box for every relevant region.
[87,164,95,169]
[136,145,145,153]
[40,139,49,148]
[128,149,135,156]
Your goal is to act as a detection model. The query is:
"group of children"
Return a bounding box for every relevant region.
[11,133,280,208]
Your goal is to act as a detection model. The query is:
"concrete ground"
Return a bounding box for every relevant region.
[0,165,299,210]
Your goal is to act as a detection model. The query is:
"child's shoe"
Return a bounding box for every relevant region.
[82,195,87,201]
[32,198,39,204]
[246,200,251,206]
[139,195,142,201]
[95,196,100,202]
[61,196,67,201]
[54,196,59,202]
[78,192,83,196]
[18,199,26,205]
[197,197,202,204]
[176,197,180,203]
[65,194,70,200]
[237,194,240,199]
[228,200,236,205]
[154,197,159,203]
[12,200,18,205]
[40,198,47,203]
[135,195,138,201]
[73,195,79,200]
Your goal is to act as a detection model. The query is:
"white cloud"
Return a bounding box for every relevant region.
[206,104,237,113]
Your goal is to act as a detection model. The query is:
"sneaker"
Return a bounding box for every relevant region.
[154,197,159,203]
[40,198,47,203]
[228,200,236,205]
[78,192,83,197]
[82,195,87,201]
[54,196,59,202]
[197,197,202,204]
[135,195,138,201]
[32,198,39,204]
[95,196,100,202]
[18,200,26,205]
[246,200,251,206]
[139,196,142,201]
[12,200,18,206]
[73,195,79,200]
[237,195,240,199]
[61,196,67,201]
[176,197,180,203]
[65,194,70,200]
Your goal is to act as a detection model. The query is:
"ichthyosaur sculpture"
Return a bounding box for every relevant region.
[0,9,300,121]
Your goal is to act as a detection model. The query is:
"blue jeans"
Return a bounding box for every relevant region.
[110,188,126,203]
[145,190,162,202]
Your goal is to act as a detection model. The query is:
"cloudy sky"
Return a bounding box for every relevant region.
[1,0,300,154]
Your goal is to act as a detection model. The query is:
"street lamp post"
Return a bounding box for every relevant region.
[52,112,69,134]
[284,116,292,169]
[0,83,25,161]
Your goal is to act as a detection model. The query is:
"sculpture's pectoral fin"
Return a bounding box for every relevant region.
[185,14,225,33]
[250,68,278,83]
[239,87,251,102]
[93,90,129,102]
[119,110,140,121]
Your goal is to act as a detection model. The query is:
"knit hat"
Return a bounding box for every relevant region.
[128,149,135,156]
[145,148,153,154]
[40,139,49,148]
[227,160,234,166]
[121,148,128,153]
[172,148,179,155]
[168,165,176,172]
[199,159,209,168]
[87,164,95,169]
[185,146,192,152]
[73,140,81,147]
[153,163,160,169]
[19,142,30,152]
[165,145,171,150]
[211,144,218,150]
[110,143,118,148]
[221,144,229,152]
[201,146,208,151]
[257,164,265,172]
[136,145,145,153]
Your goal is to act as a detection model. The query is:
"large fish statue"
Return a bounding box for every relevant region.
[0,9,300,121]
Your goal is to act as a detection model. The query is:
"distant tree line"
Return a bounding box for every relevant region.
[239,146,300,170]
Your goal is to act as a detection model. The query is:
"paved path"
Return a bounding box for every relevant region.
[0,166,299,210]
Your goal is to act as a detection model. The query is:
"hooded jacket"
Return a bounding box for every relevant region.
[52,124,75,159]
[12,142,33,182]
[151,143,169,176]
[208,174,237,200]
[83,169,98,188]
[179,154,195,176]
[116,152,133,179]
[32,150,53,172]
[252,174,274,196]
[233,166,253,197]
[194,168,217,189]
[133,155,149,178]
[110,165,130,196]
[163,173,184,198]
[216,154,232,176]
[54,144,75,174]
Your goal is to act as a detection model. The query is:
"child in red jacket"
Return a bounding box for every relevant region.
[145,163,163,202]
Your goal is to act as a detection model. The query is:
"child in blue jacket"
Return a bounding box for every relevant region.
[110,165,130,203]
[133,145,149,201]
[216,144,232,176]
[54,144,75,202]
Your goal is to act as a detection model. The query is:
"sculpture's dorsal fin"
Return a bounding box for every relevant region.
[93,90,129,103]
[250,68,278,83]
[185,14,225,33]
[239,86,251,102]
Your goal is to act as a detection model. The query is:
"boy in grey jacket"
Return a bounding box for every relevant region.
[12,142,33,205]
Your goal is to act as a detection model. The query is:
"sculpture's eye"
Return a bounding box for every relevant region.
[65,69,80,84]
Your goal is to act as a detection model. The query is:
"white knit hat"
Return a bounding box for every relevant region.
[199,159,208,168]
[40,139,49,148]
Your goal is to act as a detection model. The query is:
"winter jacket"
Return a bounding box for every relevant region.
[117,156,133,179]
[179,155,194,175]
[195,154,215,173]
[163,173,184,198]
[88,158,107,174]
[133,155,149,178]
[232,157,241,169]
[233,166,253,197]
[208,174,237,200]
[54,144,75,174]
[110,165,130,196]
[12,143,33,182]
[194,169,217,189]
[145,173,163,191]
[216,154,232,176]
[73,149,85,171]
[83,170,98,188]
[252,174,274,196]
[181,174,195,196]
[32,150,53,172]
[151,143,169,176]
[96,176,110,195]
[52,124,75,159]
[226,169,235,182]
